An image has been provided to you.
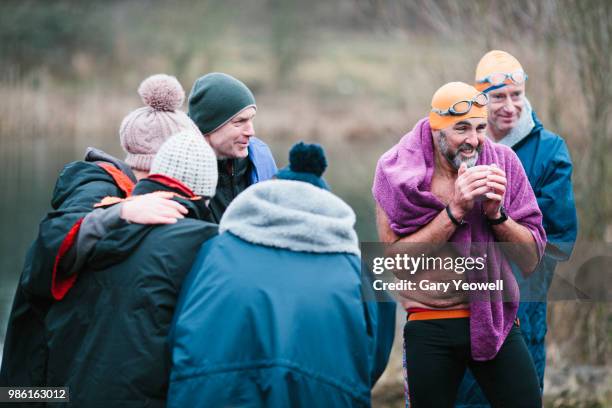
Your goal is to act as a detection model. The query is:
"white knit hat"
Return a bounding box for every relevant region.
[150,132,218,197]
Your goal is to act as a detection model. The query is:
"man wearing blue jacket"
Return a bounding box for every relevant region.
[188,72,277,222]
[168,143,395,408]
[456,50,578,407]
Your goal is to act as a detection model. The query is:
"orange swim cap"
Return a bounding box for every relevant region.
[429,82,488,130]
[474,50,525,92]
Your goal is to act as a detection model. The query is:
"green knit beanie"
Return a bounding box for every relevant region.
[188,73,256,135]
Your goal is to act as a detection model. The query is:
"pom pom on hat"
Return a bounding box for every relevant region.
[288,142,327,176]
[276,141,330,190]
[138,74,185,111]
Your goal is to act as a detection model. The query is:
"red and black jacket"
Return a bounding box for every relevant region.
[0,150,135,388]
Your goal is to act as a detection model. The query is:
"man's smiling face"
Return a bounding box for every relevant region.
[487,83,525,140]
[436,117,487,170]
[205,107,256,159]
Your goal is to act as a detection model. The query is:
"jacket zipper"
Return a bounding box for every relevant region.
[230,159,236,199]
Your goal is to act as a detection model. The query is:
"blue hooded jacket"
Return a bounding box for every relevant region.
[248,136,277,184]
[511,108,577,388]
[456,101,578,407]
[168,180,396,408]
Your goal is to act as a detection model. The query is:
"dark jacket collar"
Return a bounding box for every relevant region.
[217,157,249,179]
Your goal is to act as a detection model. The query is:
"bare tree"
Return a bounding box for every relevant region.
[560,0,612,241]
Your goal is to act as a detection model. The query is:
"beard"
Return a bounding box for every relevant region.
[438,131,482,170]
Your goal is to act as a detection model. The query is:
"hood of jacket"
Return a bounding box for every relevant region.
[51,150,135,210]
[219,179,360,256]
[84,147,137,183]
[51,163,116,210]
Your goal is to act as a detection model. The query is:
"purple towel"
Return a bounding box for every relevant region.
[372,117,546,360]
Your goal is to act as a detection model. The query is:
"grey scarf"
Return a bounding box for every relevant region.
[498,97,535,148]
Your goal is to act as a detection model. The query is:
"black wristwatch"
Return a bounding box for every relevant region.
[487,206,508,225]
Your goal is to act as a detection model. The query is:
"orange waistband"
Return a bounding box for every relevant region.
[408,309,470,321]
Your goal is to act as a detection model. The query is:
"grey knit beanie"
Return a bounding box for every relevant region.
[188,73,256,135]
[150,131,218,197]
[120,74,201,172]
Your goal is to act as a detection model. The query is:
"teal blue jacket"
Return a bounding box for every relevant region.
[456,109,577,407]
[168,180,395,408]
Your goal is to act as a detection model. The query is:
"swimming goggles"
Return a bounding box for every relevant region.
[476,70,528,87]
[431,92,489,116]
